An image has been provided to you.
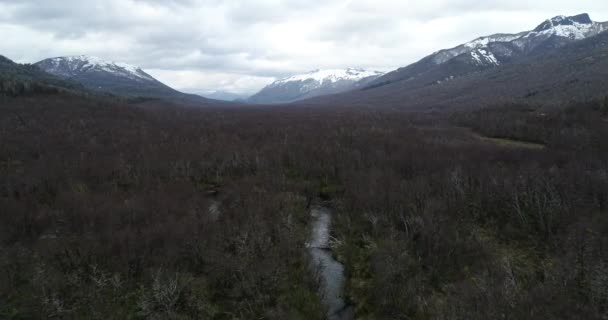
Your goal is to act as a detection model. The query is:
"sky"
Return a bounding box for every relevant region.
[1,1,608,96]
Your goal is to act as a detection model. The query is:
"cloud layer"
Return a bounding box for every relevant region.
[1,0,608,94]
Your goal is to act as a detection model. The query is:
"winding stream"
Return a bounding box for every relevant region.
[308,206,353,320]
[208,200,221,221]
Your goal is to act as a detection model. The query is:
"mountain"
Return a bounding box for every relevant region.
[201,91,250,102]
[303,14,608,110]
[34,55,213,103]
[0,55,18,70]
[248,68,384,104]
[367,13,608,90]
[0,55,84,96]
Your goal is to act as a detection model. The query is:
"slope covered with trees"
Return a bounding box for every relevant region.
[0,56,84,96]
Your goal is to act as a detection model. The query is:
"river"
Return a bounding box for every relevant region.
[308,206,353,320]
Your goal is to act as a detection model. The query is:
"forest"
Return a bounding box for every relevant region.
[1,89,608,319]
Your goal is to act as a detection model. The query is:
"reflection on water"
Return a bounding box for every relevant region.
[208,200,221,221]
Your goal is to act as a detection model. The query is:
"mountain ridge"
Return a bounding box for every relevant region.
[248,68,384,104]
[38,55,156,82]
[34,55,223,106]
[35,55,182,98]
[301,27,608,111]
[366,13,608,90]
[201,90,250,102]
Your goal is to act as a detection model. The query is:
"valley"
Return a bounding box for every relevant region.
[2,9,608,320]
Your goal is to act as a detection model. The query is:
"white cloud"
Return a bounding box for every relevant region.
[1,0,608,95]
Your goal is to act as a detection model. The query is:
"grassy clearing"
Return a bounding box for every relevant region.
[471,132,546,150]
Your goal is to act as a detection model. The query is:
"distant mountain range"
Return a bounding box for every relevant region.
[201,91,250,102]
[302,13,608,110]
[247,68,384,104]
[34,55,214,104]
[3,13,608,109]
[365,14,608,90]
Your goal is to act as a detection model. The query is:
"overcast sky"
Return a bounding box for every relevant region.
[1,0,608,95]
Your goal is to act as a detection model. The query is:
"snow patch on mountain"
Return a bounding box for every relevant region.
[470,49,500,66]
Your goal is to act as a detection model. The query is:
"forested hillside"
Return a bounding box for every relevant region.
[0,56,83,96]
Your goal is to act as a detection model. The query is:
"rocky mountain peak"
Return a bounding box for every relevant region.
[534,14,593,32]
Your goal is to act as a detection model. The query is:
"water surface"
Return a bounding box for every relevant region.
[308,207,352,320]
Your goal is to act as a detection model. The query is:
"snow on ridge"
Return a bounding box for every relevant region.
[462,14,603,52]
[463,21,598,50]
[50,55,154,81]
[273,68,384,85]
[524,21,600,40]
[464,34,523,49]
[448,15,605,67]
[550,15,568,25]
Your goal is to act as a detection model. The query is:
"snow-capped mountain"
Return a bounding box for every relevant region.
[310,28,608,111]
[370,13,608,88]
[248,68,384,104]
[436,14,606,66]
[201,90,250,102]
[34,55,200,100]
[272,69,384,87]
[37,55,155,82]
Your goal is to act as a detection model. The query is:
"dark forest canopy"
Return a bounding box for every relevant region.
[1,89,608,319]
